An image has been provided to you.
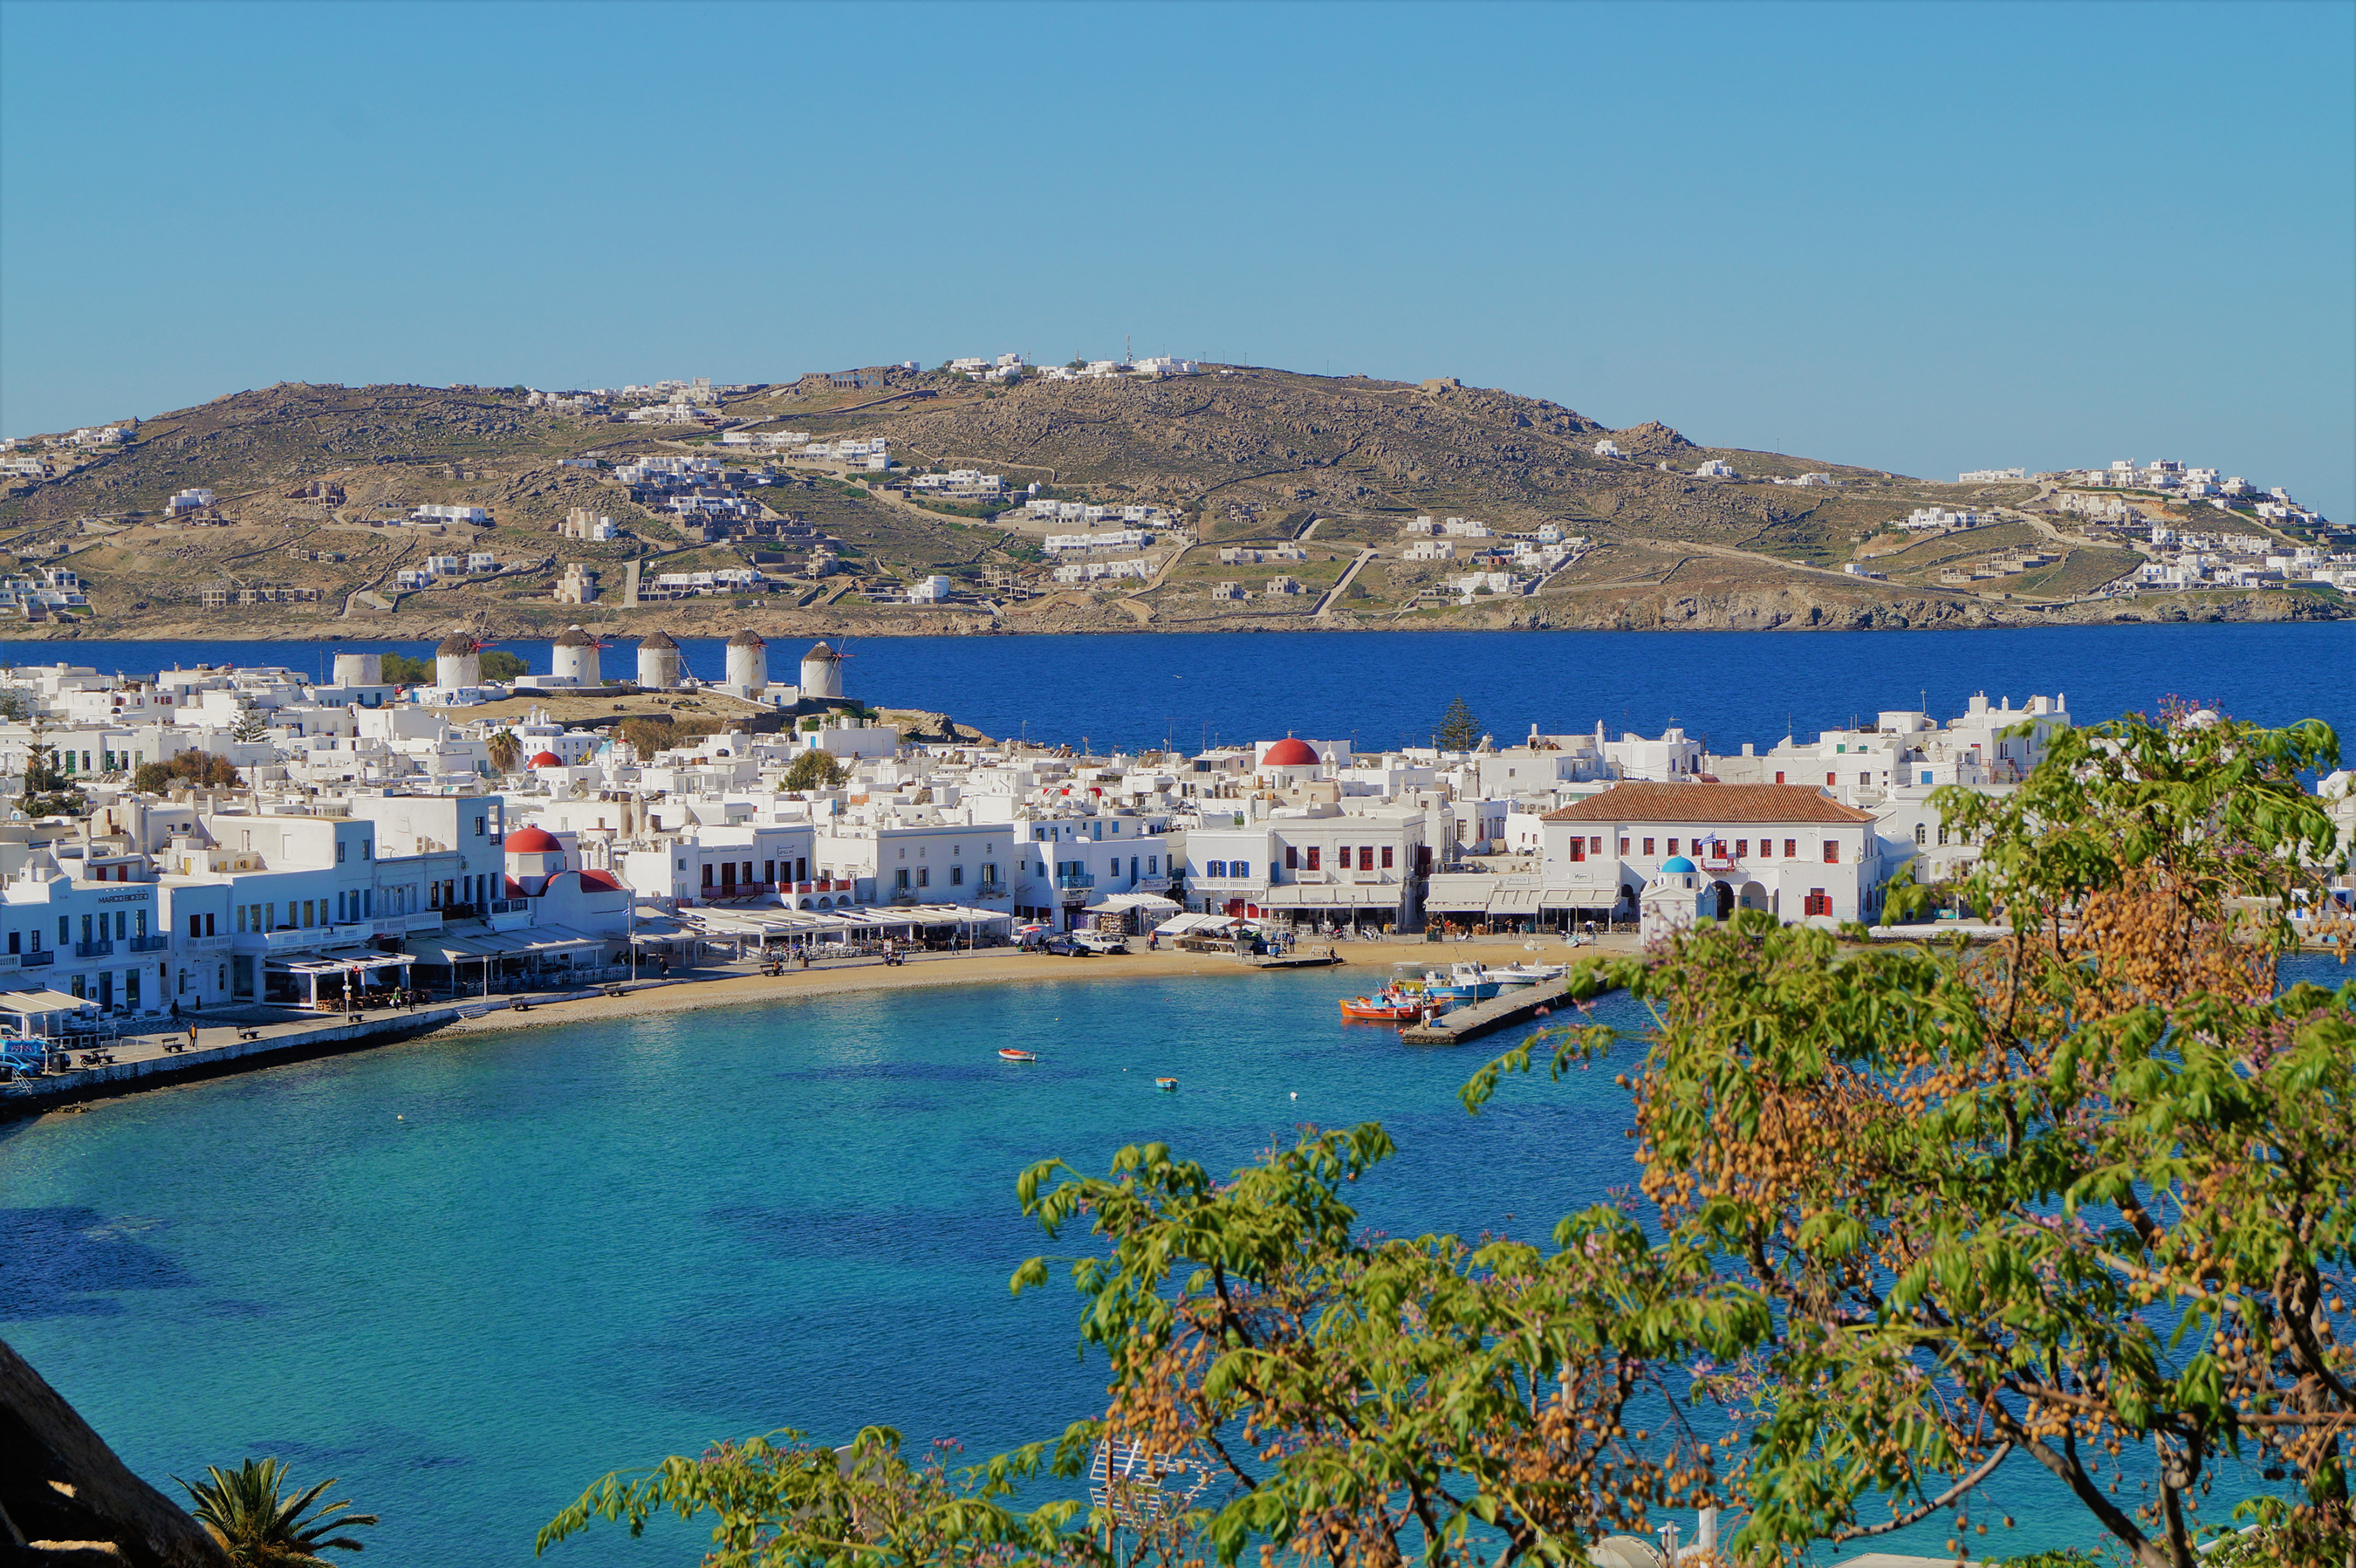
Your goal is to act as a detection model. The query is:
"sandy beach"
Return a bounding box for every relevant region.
[442,944,1366,1037]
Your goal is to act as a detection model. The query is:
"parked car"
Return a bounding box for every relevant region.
[1070,930,1130,955]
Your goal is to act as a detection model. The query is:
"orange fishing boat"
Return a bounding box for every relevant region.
[997,1048,1038,1062]
[1338,990,1428,1023]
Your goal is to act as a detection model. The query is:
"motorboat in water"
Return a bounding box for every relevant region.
[1490,962,1568,989]
[998,1048,1038,1062]
[1339,989,1435,1023]
[1422,963,1504,1003]
[1154,1077,1178,1092]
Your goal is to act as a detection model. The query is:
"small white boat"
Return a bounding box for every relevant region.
[1491,962,1567,989]
[1423,963,1503,1003]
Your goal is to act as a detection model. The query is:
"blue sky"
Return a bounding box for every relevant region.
[3,1,2351,518]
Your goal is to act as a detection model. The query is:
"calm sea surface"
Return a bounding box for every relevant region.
[1,626,2349,1562]
[3,622,2352,752]
[3,958,2345,1565]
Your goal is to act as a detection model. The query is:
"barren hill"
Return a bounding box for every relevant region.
[0,368,2339,640]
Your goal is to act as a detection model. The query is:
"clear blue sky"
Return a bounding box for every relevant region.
[3,1,2351,519]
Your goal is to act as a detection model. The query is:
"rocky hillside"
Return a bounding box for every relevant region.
[1,369,2340,640]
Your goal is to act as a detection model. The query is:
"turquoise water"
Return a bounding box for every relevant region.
[3,959,2344,1564]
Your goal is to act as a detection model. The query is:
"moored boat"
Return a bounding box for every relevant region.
[1154,1077,1178,1092]
[1423,963,1504,1003]
[998,1048,1038,1062]
[1491,962,1567,989]
[1339,989,1428,1023]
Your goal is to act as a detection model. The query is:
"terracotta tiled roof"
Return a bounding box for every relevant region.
[1540,782,1874,825]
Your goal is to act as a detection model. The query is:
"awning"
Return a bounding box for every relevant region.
[1487,887,1543,916]
[0,988,97,1017]
[402,926,608,965]
[268,954,412,975]
[1421,873,1496,911]
[1095,893,1181,914]
[1259,885,1404,908]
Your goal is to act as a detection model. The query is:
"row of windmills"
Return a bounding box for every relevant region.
[422,629,846,706]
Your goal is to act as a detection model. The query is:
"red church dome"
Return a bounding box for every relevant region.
[1262,737,1318,767]
[528,750,564,768]
[506,825,562,853]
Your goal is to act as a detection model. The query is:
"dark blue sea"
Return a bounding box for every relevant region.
[7,621,2352,754]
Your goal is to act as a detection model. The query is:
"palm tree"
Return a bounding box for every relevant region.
[486,729,522,775]
[177,1458,377,1565]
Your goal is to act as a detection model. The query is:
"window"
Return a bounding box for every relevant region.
[1920,771,1934,785]
[916,868,929,888]
[950,866,963,886]
[1784,839,1798,858]
[1937,824,1949,846]
[337,841,347,864]
[205,914,216,936]
[764,860,775,883]
[361,840,372,859]
[1285,846,1298,870]
[1619,837,1630,854]
[1825,772,1836,786]
[896,869,911,890]
[982,863,997,884]
[742,862,753,885]
[134,910,146,937]
[1306,846,1321,871]
[1207,860,1227,878]
[1804,889,1832,917]
[1823,840,1840,864]
[1232,861,1250,878]
[5,933,15,955]
[1380,846,1394,869]
[1859,772,1870,786]
[1667,839,1679,856]
[1642,838,1655,856]
[702,865,715,887]
[1147,856,1157,875]
[1735,839,1748,859]
[1568,837,1586,862]
[1359,847,1374,871]
[1914,823,1927,846]
[80,915,91,944]
[473,815,486,836]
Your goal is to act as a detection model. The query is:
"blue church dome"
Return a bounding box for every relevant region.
[1659,855,1698,873]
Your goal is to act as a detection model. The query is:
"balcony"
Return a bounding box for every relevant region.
[182,934,233,952]
[73,939,114,959]
[1055,873,1095,890]
[128,934,169,953]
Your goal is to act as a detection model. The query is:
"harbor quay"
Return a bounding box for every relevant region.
[0,633,2351,1095]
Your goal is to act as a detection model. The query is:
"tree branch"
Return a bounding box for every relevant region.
[1831,1443,2014,1543]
